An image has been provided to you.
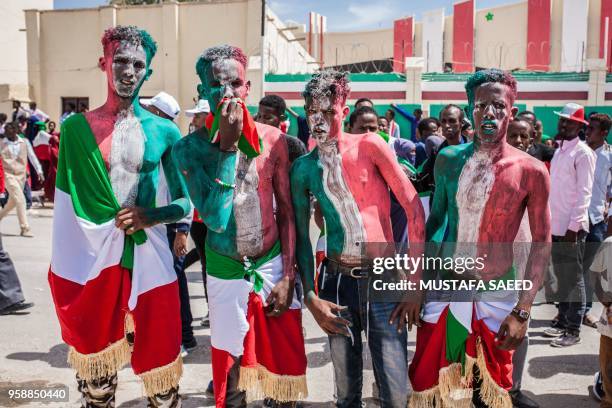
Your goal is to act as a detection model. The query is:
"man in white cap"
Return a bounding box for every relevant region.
[141,91,181,121]
[544,102,596,347]
[185,99,210,133]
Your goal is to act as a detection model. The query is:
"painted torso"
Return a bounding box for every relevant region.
[431,142,547,279]
[175,122,282,261]
[294,132,397,264]
[83,105,182,210]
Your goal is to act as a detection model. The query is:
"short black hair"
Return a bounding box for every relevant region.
[259,94,287,118]
[510,117,533,132]
[589,113,612,134]
[0,113,7,122]
[418,117,440,134]
[349,106,378,128]
[355,97,373,108]
[386,108,395,119]
[414,108,423,115]
[440,104,465,121]
[517,110,537,123]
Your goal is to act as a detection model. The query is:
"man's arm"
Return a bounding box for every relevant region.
[272,136,296,280]
[24,139,43,178]
[426,153,448,242]
[290,160,315,298]
[567,150,596,233]
[172,137,237,233]
[391,103,417,141]
[142,128,192,225]
[497,163,551,351]
[370,135,425,250]
[521,163,552,308]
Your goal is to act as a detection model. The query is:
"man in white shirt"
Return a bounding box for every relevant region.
[544,103,597,347]
[582,113,612,327]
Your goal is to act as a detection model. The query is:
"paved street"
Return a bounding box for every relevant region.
[0,207,604,407]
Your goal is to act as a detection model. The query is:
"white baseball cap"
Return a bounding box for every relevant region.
[143,91,181,120]
[185,99,211,117]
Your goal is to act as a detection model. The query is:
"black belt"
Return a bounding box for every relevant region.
[323,258,369,279]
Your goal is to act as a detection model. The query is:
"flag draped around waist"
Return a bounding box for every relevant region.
[205,241,281,293]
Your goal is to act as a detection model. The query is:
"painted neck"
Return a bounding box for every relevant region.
[103,85,139,116]
[474,137,507,160]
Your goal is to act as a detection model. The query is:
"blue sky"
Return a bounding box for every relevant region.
[55,0,517,31]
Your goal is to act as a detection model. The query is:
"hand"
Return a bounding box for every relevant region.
[115,207,153,235]
[306,295,351,336]
[37,174,45,184]
[496,313,527,350]
[389,301,422,333]
[173,231,188,257]
[265,275,295,317]
[562,229,578,243]
[218,97,243,151]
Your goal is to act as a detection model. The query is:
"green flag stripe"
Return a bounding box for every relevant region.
[446,309,469,368]
[55,114,146,259]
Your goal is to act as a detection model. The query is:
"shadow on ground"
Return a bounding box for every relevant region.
[5,343,69,369]
[528,354,599,378]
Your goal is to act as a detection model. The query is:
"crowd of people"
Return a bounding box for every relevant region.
[0,24,610,408]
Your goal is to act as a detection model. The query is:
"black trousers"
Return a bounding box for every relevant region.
[0,234,25,310]
[184,221,208,302]
[166,227,195,345]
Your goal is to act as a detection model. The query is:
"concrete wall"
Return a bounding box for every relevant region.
[321,29,393,67]
[301,0,605,73]
[24,0,315,132]
[0,0,53,87]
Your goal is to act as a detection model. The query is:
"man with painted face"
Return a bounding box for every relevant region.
[409,69,551,408]
[48,26,190,408]
[291,70,425,408]
[172,45,307,407]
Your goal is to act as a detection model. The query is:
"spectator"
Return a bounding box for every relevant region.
[59,103,76,124]
[385,108,401,139]
[47,121,59,137]
[185,99,210,134]
[461,117,474,141]
[44,129,59,202]
[27,102,49,122]
[11,101,27,122]
[582,113,612,328]
[418,117,444,159]
[32,121,52,196]
[0,122,41,237]
[182,98,212,329]
[507,118,533,151]
[354,97,373,109]
[144,91,197,356]
[254,94,307,162]
[0,152,34,315]
[378,116,389,134]
[390,103,423,142]
[545,103,596,347]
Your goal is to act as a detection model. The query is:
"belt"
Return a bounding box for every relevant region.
[323,258,369,279]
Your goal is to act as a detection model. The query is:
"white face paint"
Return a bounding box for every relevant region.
[111,42,148,99]
[305,96,337,149]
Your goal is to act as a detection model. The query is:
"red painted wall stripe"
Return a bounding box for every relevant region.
[527,0,552,71]
[605,92,612,100]
[422,91,588,100]
[600,0,612,72]
[266,91,406,100]
[452,0,474,73]
[393,17,413,73]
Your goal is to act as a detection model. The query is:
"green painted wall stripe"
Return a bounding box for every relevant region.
[265,73,406,82]
[423,71,589,82]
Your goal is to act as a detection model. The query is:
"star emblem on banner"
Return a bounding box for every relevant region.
[485,12,494,21]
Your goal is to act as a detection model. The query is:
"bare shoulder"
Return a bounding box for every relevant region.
[511,148,548,176]
[256,121,283,146]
